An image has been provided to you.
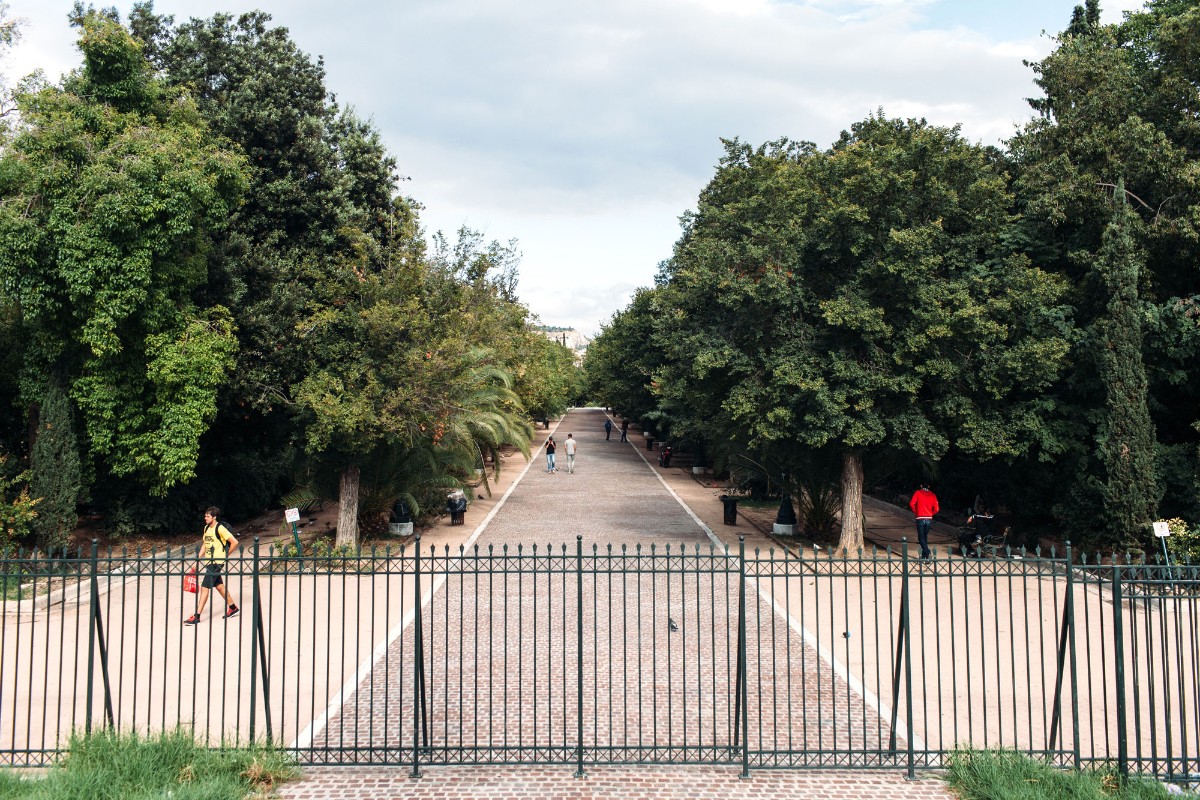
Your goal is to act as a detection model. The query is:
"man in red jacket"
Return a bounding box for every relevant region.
[908,482,939,560]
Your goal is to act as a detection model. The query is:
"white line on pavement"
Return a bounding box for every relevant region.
[290,417,557,751]
[630,428,923,753]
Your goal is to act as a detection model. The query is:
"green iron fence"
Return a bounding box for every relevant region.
[0,537,1197,781]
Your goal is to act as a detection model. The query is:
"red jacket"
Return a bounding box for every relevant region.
[909,488,939,519]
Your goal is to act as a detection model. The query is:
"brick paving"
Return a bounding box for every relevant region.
[282,764,952,799]
[280,408,953,798]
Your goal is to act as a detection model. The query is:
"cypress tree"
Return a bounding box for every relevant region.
[1093,181,1160,546]
[30,382,81,552]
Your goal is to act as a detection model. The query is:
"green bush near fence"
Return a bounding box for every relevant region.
[0,728,298,800]
[946,750,1181,800]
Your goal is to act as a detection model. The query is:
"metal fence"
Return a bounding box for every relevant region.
[0,537,1197,781]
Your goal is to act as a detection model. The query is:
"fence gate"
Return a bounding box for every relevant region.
[407,539,745,771]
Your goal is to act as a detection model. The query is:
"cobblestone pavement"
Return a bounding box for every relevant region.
[282,764,953,799]
[280,408,954,799]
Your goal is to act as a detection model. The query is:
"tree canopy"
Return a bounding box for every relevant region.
[0,4,579,547]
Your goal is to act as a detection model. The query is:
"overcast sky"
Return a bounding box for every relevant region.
[3,0,1144,336]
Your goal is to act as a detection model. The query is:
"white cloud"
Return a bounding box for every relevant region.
[2,0,1135,335]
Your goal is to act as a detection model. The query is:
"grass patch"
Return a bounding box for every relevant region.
[946,750,1182,800]
[0,728,298,800]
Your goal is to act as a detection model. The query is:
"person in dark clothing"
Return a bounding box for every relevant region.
[620,419,629,442]
[604,419,612,440]
[908,483,939,560]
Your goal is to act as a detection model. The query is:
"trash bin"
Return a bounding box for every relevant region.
[446,490,467,525]
[720,495,738,526]
[646,436,655,451]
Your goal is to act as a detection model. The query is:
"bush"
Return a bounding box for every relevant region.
[0,455,39,552]
[1162,517,1200,563]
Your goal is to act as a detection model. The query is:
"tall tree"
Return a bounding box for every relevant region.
[1011,0,1200,538]
[0,11,246,496]
[656,118,1069,554]
[127,6,428,524]
[29,382,81,551]
[1091,182,1161,544]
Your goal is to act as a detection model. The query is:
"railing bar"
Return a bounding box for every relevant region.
[1022,544,1041,753]
[813,548,823,755]
[916,557,929,758]
[563,544,570,756]
[0,550,10,755]
[930,554,944,760]
[1003,554,1017,754]
[782,548,792,756]
[770,549,780,759]
[1189,583,1200,775]
[575,537,585,776]
[1148,588,1163,774]
[1178,580,1193,777]
[1130,570,1144,770]
[901,542,915,779]
[1113,564,1129,777]
[969,554,979,748]
[532,545,538,755]
[652,546,660,759]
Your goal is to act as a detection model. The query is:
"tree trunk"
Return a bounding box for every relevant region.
[336,464,361,550]
[837,450,865,556]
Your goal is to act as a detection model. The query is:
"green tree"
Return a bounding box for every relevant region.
[1090,183,1161,544]
[126,6,428,525]
[585,288,663,423]
[0,12,246,496]
[657,118,1069,554]
[517,334,577,422]
[29,382,82,551]
[1011,1,1200,539]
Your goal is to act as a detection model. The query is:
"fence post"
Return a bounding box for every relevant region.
[737,536,749,779]
[411,535,424,779]
[575,535,586,778]
[1048,542,1080,769]
[901,538,916,780]
[1112,562,1129,778]
[888,553,908,754]
[249,537,272,743]
[1066,544,1081,772]
[85,540,98,735]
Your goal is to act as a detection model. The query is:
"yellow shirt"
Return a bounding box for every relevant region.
[202,521,235,564]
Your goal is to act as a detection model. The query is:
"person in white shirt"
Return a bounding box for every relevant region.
[564,433,578,473]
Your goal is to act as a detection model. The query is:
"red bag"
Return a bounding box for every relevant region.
[183,566,198,594]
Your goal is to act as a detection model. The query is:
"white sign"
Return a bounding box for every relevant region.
[1153,521,1170,538]
[285,507,301,524]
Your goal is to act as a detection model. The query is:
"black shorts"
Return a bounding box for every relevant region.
[201,563,224,588]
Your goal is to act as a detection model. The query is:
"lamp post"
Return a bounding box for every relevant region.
[774,471,799,536]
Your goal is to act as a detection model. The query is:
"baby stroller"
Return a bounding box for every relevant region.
[957,506,1008,557]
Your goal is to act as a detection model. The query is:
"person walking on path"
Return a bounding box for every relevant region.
[185,506,240,625]
[620,418,629,442]
[546,436,557,473]
[908,483,939,560]
[604,419,612,440]
[565,433,578,473]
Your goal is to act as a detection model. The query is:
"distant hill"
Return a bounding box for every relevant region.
[536,326,590,354]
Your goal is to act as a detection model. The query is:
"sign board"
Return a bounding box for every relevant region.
[285,507,301,524]
[1153,521,1170,538]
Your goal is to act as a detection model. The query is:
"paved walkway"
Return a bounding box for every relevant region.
[279,408,954,799]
